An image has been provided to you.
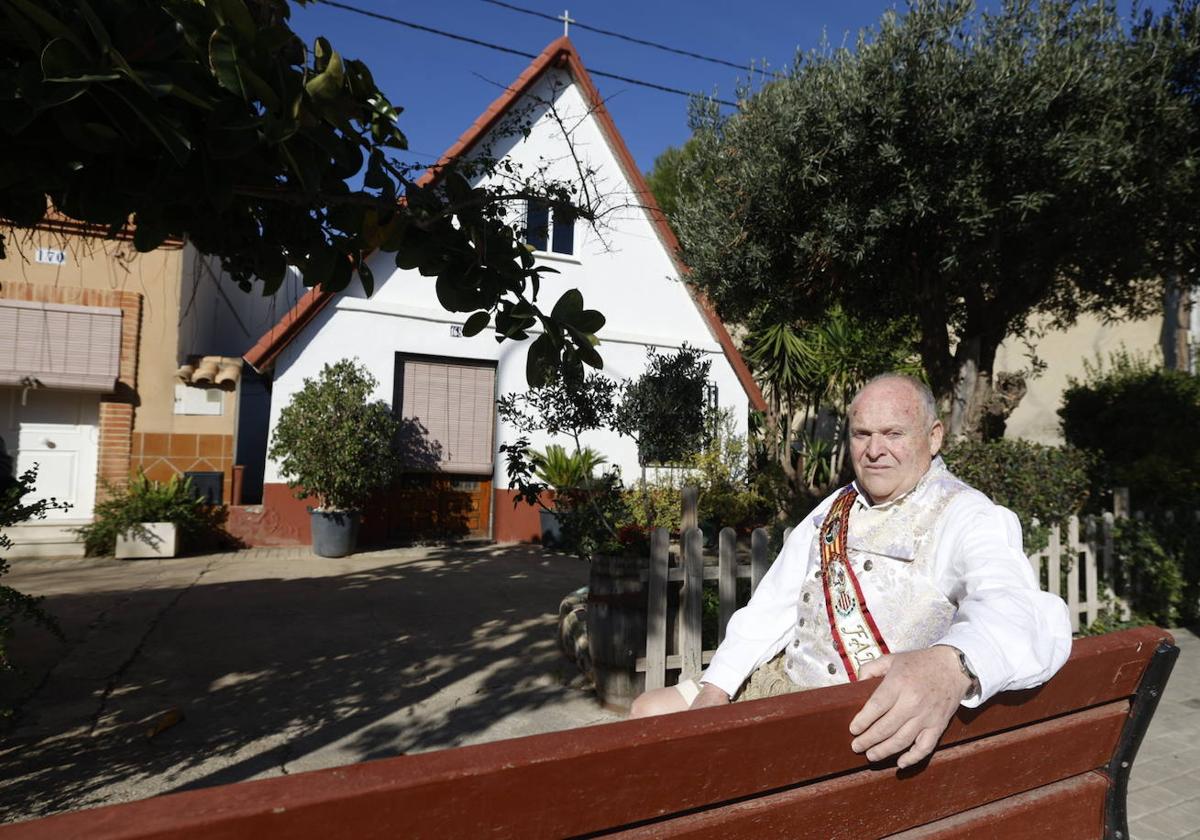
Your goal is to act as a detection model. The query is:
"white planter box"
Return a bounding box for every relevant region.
[115,522,178,559]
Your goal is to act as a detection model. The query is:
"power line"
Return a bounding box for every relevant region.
[314,0,738,107]
[481,0,784,80]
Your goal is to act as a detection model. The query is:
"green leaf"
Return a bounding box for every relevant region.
[443,171,473,205]
[526,333,556,388]
[208,28,246,100]
[257,251,288,296]
[312,36,333,73]
[212,0,257,44]
[324,252,353,292]
[132,213,169,252]
[566,325,604,369]
[551,288,584,320]
[462,310,491,337]
[41,38,94,81]
[571,309,606,334]
[435,270,475,311]
[305,48,344,102]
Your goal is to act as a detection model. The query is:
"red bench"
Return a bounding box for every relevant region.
[0,626,1176,839]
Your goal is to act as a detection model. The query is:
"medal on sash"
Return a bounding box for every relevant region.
[820,487,890,680]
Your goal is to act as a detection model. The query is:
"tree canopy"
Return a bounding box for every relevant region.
[673,0,1200,438]
[0,0,604,383]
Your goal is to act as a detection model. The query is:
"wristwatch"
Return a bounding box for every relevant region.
[955,648,981,700]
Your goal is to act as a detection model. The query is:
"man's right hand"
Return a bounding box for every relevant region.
[689,683,731,709]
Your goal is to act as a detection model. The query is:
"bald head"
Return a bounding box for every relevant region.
[850,374,938,432]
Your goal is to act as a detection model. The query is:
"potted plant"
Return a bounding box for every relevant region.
[268,359,400,557]
[76,472,223,558]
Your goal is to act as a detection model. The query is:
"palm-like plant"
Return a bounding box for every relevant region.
[530,445,607,491]
[747,305,923,498]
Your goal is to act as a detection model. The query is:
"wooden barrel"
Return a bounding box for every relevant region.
[586,555,648,711]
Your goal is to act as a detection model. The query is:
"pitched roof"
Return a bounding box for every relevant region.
[243,37,765,412]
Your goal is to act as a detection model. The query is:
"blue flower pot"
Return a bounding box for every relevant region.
[310,509,361,557]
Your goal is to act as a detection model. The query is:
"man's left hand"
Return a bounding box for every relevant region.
[848,646,972,769]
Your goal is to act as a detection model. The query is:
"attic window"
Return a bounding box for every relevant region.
[523,199,575,256]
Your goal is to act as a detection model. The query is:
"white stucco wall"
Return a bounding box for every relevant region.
[262,67,751,487]
[178,250,308,360]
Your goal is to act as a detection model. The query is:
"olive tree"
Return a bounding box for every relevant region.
[674,0,1200,439]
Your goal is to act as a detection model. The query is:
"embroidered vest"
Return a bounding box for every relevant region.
[784,458,971,689]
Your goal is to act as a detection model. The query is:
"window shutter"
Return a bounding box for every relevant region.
[400,360,496,475]
[0,300,122,391]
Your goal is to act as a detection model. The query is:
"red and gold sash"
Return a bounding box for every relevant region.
[820,487,890,680]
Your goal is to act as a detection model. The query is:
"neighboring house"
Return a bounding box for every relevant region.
[994,288,1197,445]
[243,37,766,545]
[0,216,304,556]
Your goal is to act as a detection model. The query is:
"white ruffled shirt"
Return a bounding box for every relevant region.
[701,458,1073,708]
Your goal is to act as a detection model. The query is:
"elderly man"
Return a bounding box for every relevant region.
[630,373,1072,769]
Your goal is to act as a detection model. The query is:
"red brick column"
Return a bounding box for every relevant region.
[98,290,142,499]
[97,401,135,495]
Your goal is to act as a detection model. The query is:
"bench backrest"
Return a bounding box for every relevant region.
[0,626,1175,840]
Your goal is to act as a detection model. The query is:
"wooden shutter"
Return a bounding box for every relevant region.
[399,360,495,475]
[0,300,121,391]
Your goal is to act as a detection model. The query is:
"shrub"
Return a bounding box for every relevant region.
[1110,518,1188,627]
[941,438,1091,548]
[2,466,66,675]
[268,359,400,511]
[623,478,683,533]
[613,345,712,466]
[1059,350,1200,510]
[75,472,232,556]
[554,471,632,560]
[690,416,773,532]
[623,417,775,540]
[1058,352,1200,626]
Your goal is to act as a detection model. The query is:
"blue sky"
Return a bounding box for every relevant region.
[289,0,1171,175]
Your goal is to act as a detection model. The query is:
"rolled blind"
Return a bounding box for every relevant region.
[399,360,496,475]
[0,299,122,391]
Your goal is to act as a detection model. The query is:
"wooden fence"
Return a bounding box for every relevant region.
[1027,514,1111,634]
[635,490,1133,693]
[635,525,785,692]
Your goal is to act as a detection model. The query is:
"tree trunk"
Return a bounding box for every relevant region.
[944,335,1028,442]
[1162,272,1192,372]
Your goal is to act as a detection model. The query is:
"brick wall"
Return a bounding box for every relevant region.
[131,432,234,504]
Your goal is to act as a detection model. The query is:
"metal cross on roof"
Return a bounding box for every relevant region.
[557,9,575,37]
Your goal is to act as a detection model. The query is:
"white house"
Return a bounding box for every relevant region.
[242,37,765,544]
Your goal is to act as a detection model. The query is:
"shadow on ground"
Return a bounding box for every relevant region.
[0,543,610,823]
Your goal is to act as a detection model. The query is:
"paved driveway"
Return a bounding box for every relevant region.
[0,545,617,823]
[2,546,1197,836]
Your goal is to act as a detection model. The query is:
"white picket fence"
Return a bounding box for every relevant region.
[1027,514,1114,634]
[635,492,1126,692]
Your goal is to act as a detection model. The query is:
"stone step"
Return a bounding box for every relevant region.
[1,522,88,559]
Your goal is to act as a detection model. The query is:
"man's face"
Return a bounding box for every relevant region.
[847,380,944,505]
